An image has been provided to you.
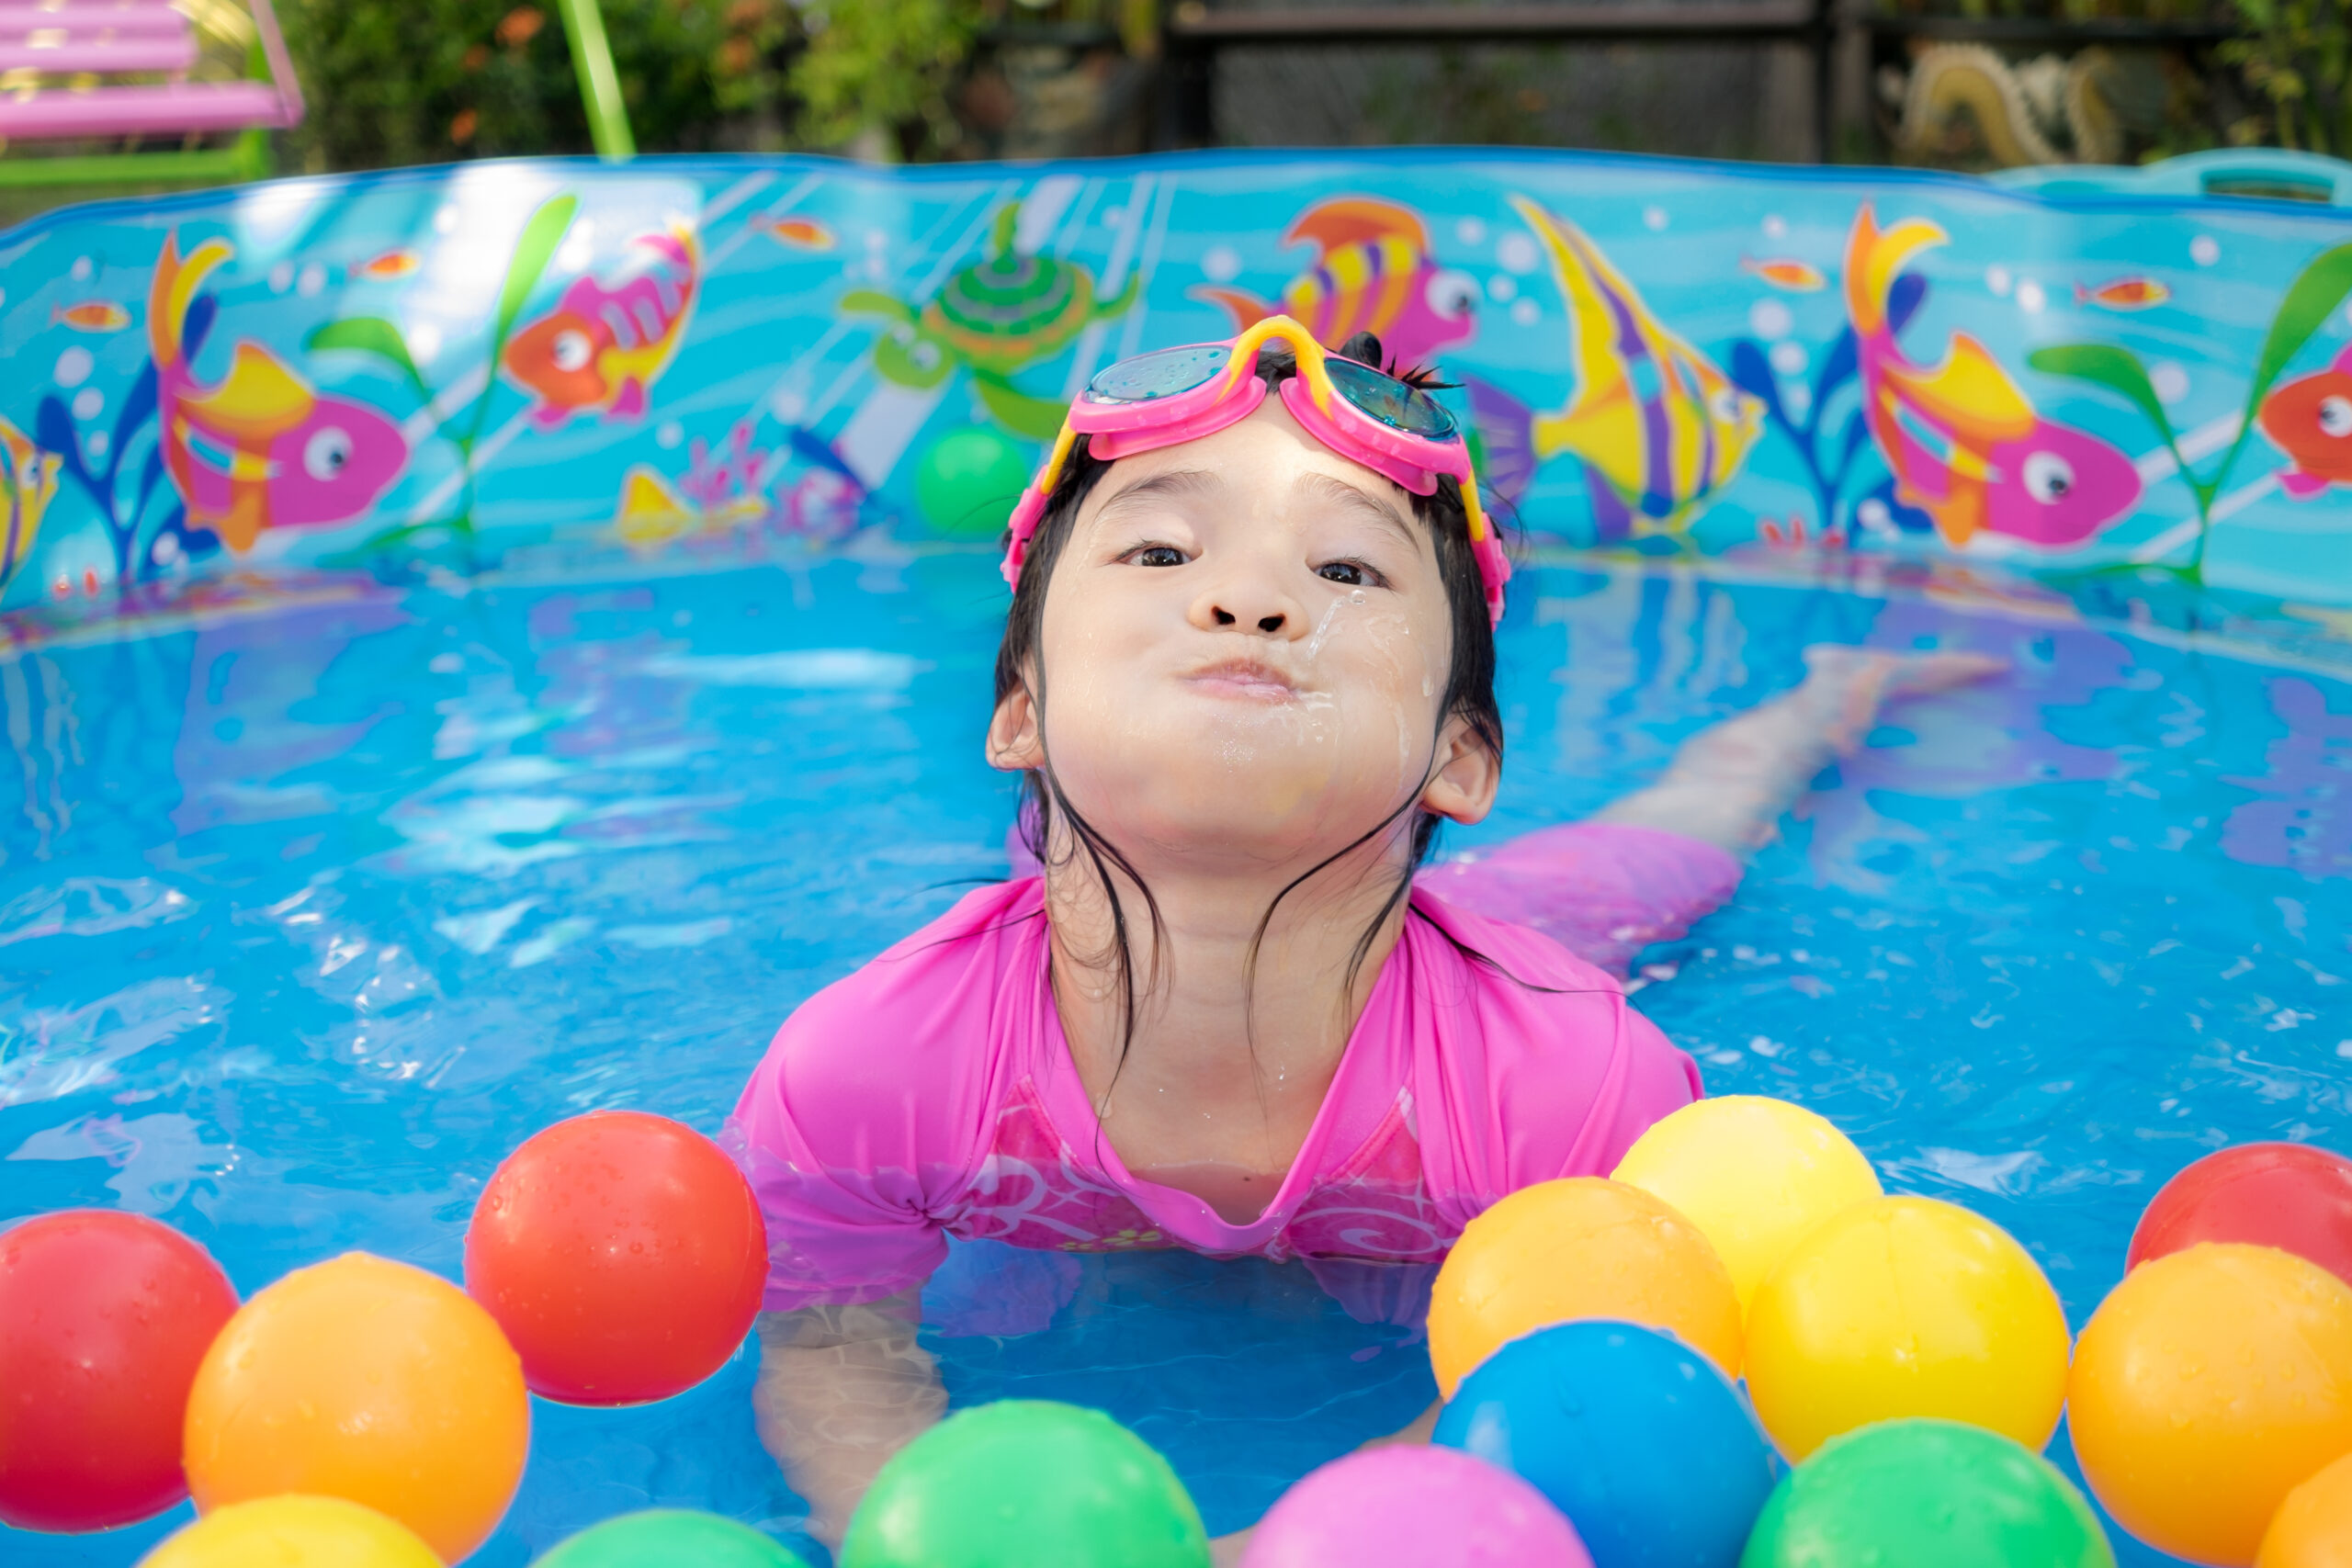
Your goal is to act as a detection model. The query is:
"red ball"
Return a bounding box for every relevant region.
[2127,1142,2352,1287]
[464,1111,768,1404]
[0,1211,239,1532]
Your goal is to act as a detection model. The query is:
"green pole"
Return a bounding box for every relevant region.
[555,0,636,160]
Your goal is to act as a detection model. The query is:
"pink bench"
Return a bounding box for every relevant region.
[0,1,302,141]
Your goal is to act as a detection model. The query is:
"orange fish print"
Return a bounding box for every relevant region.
[1741,256,1827,292]
[52,300,130,332]
[760,215,836,251]
[2075,276,2171,311]
[350,248,423,282]
[1193,195,1477,365]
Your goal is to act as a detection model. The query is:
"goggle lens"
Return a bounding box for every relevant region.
[1085,344,1232,403]
[1327,356,1456,439]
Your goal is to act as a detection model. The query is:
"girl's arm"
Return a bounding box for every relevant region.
[752,1293,947,1549]
[1592,646,2004,856]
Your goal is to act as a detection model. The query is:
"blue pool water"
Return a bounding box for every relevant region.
[4,546,2349,1565]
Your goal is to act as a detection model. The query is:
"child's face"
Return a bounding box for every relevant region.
[989,396,1497,873]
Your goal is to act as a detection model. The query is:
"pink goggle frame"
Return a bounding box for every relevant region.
[1000,315,1510,626]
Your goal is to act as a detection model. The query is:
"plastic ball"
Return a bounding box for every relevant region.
[2260,1450,2352,1568]
[1742,1195,2068,1461]
[2128,1142,2352,1289]
[2069,1243,2352,1567]
[0,1210,239,1533]
[1610,1095,1881,1315]
[537,1508,817,1568]
[466,1111,768,1404]
[140,1495,442,1568]
[914,428,1030,537]
[1433,1319,1776,1567]
[842,1400,1210,1568]
[1427,1179,1741,1399]
[184,1251,530,1562]
[1741,1419,2114,1568]
[1240,1444,1591,1568]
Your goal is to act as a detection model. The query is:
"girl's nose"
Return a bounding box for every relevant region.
[1191,580,1305,638]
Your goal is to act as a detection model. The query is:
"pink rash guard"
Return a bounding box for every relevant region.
[724,823,1738,1314]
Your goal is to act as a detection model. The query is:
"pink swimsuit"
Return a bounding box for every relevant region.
[724,822,1737,1312]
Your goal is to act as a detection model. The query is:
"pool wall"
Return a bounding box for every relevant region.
[3,147,2350,618]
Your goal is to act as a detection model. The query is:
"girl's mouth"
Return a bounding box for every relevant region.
[1183,658,1302,701]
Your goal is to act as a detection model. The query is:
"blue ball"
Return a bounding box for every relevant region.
[1430,1319,1778,1568]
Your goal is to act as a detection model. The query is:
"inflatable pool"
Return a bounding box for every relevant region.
[4,150,2352,1565]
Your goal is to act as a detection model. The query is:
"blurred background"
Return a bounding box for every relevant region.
[0,0,2341,225]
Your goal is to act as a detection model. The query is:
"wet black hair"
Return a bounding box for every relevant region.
[991,330,1509,1094]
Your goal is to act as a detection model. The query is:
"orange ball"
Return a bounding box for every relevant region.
[184,1252,530,1562]
[2262,1450,2352,1568]
[2070,1243,2352,1567]
[1743,1195,2070,1462]
[1427,1177,1740,1399]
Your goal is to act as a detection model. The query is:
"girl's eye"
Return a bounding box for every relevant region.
[1316,560,1370,586]
[1132,546,1186,568]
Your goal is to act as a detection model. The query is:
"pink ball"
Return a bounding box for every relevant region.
[1241,1444,1592,1568]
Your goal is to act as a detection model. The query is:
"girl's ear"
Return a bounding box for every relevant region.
[1420,716,1499,826]
[987,684,1045,773]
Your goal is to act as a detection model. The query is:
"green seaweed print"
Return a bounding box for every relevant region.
[2030,241,2352,581]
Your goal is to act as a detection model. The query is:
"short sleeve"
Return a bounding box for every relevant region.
[720,883,1040,1312]
[1415,822,1741,981]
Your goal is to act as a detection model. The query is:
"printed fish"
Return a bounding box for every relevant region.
[613,465,763,547]
[2075,276,2170,311]
[1508,195,1763,538]
[1193,195,1479,366]
[1742,256,1828,292]
[1844,204,2141,549]
[2256,342,2352,499]
[0,414,61,591]
[149,231,411,552]
[350,248,423,282]
[502,222,701,428]
[759,215,836,251]
[52,299,130,332]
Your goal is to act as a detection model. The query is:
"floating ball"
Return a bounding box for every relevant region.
[140,1495,441,1568]
[2129,1142,2352,1289]
[1427,1179,1740,1399]
[914,428,1030,538]
[2260,1450,2352,1568]
[1240,1444,1590,1568]
[1743,1195,2068,1461]
[2069,1243,2352,1567]
[842,1400,1209,1568]
[184,1252,530,1562]
[1432,1320,1775,1567]
[0,1210,239,1533]
[466,1111,768,1404]
[1742,1419,2114,1568]
[1610,1095,1881,1315]
[538,1508,816,1568]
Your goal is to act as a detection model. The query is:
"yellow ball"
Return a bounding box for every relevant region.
[1743,1195,2069,1461]
[1428,1177,1741,1400]
[141,1495,443,1568]
[2071,1244,2352,1568]
[1610,1095,1881,1315]
[184,1253,530,1563]
[2261,1450,2352,1568]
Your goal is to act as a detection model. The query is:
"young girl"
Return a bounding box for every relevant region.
[725,319,1994,1551]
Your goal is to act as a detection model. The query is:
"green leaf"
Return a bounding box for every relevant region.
[2026,343,2178,449]
[2248,243,2352,409]
[307,317,429,402]
[492,194,580,356]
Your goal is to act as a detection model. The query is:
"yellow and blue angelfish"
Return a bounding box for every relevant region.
[1509,196,1763,540]
[0,414,62,594]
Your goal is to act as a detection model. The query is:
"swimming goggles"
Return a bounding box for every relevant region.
[1001,315,1510,626]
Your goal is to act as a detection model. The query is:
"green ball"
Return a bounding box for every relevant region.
[842,1400,1210,1568]
[535,1509,814,1568]
[1740,1419,2114,1567]
[914,427,1032,538]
